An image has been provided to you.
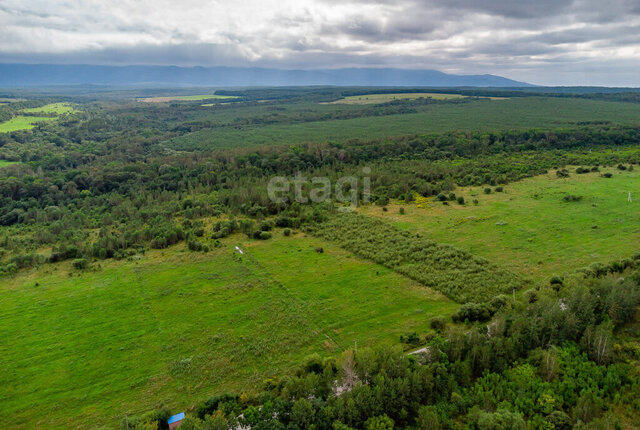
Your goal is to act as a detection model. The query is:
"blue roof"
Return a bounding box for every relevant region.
[168,412,185,424]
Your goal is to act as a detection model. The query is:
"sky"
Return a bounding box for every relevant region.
[1,0,639,86]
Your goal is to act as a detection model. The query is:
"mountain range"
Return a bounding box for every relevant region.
[0,64,533,87]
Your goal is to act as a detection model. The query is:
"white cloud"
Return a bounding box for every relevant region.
[0,0,639,85]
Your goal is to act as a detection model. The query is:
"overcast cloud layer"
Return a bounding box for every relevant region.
[1,0,639,86]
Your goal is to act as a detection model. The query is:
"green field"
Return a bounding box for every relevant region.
[359,166,640,283]
[168,97,640,150]
[140,94,239,103]
[0,233,455,428]
[329,92,468,104]
[0,160,19,169]
[0,115,56,132]
[22,102,77,114]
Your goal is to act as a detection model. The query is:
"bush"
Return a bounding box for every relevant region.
[448,192,456,201]
[562,194,582,202]
[494,186,503,192]
[452,303,493,322]
[556,169,570,178]
[259,220,274,231]
[315,247,324,253]
[399,207,405,215]
[258,231,272,240]
[436,193,448,201]
[430,316,447,331]
[283,228,291,236]
[617,164,627,171]
[489,294,509,312]
[549,274,563,286]
[188,239,208,252]
[72,258,89,270]
[484,187,492,194]
[456,196,465,205]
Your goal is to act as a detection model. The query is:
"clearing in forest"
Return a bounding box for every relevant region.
[0,233,455,428]
[139,94,239,103]
[359,166,640,283]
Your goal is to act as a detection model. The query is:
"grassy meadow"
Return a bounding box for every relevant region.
[0,160,18,168]
[168,97,640,150]
[22,102,78,115]
[0,232,455,428]
[359,166,640,283]
[139,94,239,103]
[329,92,468,104]
[0,115,56,132]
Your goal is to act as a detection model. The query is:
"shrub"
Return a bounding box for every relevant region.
[259,220,274,231]
[489,294,509,312]
[258,231,272,240]
[400,332,421,346]
[315,247,324,253]
[549,274,563,286]
[484,187,492,194]
[283,228,291,236]
[72,258,89,270]
[382,206,388,212]
[473,199,479,205]
[556,169,570,178]
[436,193,448,201]
[617,164,627,171]
[452,303,493,322]
[562,194,582,202]
[576,166,590,174]
[448,192,456,201]
[188,239,208,252]
[494,186,503,192]
[399,207,405,215]
[456,196,465,205]
[430,316,447,331]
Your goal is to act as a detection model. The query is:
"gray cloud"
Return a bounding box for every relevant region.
[0,0,639,86]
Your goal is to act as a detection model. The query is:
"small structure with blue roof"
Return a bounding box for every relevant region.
[168,412,185,429]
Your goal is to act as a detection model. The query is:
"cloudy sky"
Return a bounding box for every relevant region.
[1,0,639,86]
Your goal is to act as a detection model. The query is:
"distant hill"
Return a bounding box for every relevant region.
[0,64,533,87]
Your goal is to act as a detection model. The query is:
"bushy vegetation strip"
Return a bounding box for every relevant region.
[310,212,520,303]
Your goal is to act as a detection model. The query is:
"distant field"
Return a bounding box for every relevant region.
[359,166,640,283]
[22,102,77,114]
[329,92,468,104]
[0,233,455,428]
[0,115,56,133]
[168,97,640,150]
[139,94,239,103]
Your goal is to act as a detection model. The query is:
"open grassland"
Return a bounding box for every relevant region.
[329,92,468,104]
[0,233,456,429]
[0,115,56,132]
[359,166,640,284]
[0,160,18,168]
[139,94,239,103]
[168,97,640,150]
[22,102,78,115]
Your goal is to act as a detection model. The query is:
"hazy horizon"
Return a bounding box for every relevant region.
[1,0,640,87]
